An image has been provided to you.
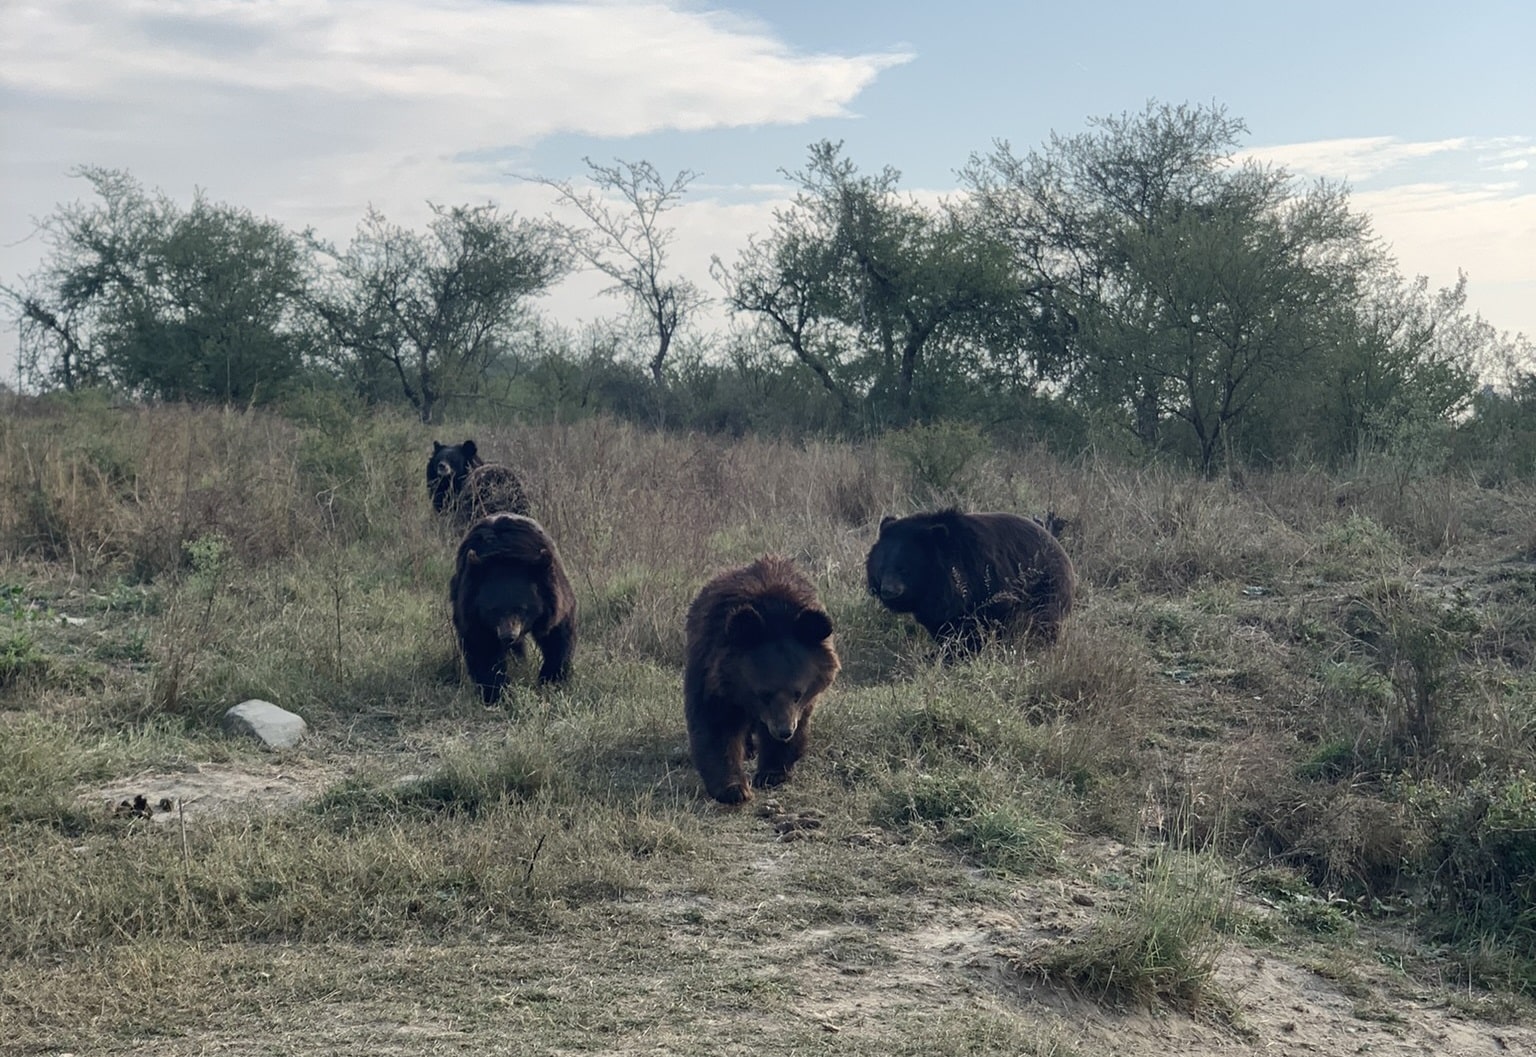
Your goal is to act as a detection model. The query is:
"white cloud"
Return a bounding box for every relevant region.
[1242,137,1536,340]
[0,1,909,141]
[1351,182,1536,286]
[1238,136,1474,182]
[0,0,912,376]
[0,0,909,226]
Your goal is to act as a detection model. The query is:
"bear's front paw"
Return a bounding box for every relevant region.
[753,766,793,789]
[712,783,752,805]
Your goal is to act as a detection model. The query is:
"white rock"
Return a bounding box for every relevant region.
[222,699,307,750]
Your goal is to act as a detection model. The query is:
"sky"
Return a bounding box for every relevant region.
[2,0,1533,384]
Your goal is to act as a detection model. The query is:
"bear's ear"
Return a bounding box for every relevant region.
[928,522,950,546]
[878,515,895,533]
[793,608,834,645]
[725,605,767,647]
[465,548,482,566]
[432,440,443,453]
[462,439,478,459]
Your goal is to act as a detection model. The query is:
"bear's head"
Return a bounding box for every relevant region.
[865,514,951,613]
[720,603,836,741]
[460,515,554,642]
[428,439,482,512]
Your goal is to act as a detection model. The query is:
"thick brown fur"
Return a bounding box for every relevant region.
[428,440,531,525]
[866,508,1076,653]
[450,514,576,701]
[684,555,840,805]
[459,463,532,524]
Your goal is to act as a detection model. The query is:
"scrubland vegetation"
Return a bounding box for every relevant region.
[3,393,1535,1054]
[5,96,1536,1054]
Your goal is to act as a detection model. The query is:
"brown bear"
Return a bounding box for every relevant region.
[450,513,576,701]
[684,554,841,805]
[428,440,531,525]
[865,508,1076,653]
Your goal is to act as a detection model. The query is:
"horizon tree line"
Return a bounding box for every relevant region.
[5,101,1531,476]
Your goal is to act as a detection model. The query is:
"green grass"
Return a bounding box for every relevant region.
[2,400,1535,1053]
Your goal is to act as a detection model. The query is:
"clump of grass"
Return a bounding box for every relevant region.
[1013,848,1231,1012]
[0,626,49,689]
[0,714,83,821]
[316,740,563,825]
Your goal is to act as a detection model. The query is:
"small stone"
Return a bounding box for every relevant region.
[222,699,307,750]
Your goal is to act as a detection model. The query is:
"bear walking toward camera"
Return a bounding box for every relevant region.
[450,514,576,701]
[684,555,841,805]
[866,509,1075,653]
[428,440,531,524]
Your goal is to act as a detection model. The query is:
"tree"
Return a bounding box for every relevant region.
[965,102,1380,473]
[6,167,312,402]
[534,159,705,386]
[310,204,570,423]
[715,141,1029,428]
[1249,269,1483,467]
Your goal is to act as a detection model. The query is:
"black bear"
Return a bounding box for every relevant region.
[684,555,841,805]
[865,509,1076,653]
[428,440,531,525]
[450,514,576,701]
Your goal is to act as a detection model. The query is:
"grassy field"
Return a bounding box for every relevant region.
[2,395,1534,1055]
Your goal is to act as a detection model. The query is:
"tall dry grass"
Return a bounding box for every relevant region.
[2,395,1535,1049]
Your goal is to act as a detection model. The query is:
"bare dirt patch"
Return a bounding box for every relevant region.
[88,760,338,822]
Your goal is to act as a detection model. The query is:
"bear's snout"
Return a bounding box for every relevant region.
[765,713,799,741]
[496,615,526,643]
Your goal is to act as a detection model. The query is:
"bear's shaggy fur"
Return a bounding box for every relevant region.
[865,508,1076,653]
[684,555,840,805]
[428,440,531,524]
[450,514,576,701]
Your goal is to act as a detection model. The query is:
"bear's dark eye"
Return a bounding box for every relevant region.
[792,689,804,702]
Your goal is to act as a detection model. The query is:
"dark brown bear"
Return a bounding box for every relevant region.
[865,509,1076,653]
[450,514,576,701]
[684,555,841,805]
[428,440,531,525]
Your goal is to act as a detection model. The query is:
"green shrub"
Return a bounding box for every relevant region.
[882,421,989,502]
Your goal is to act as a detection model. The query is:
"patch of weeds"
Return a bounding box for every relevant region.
[316,741,562,826]
[1344,580,1480,760]
[1351,1000,1407,1025]
[92,631,151,664]
[0,626,49,687]
[884,699,1001,765]
[873,770,1061,875]
[1284,895,1358,938]
[0,583,42,621]
[1320,660,1393,709]
[1317,515,1403,578]
[1296,739,1359,782]
[1144,603,1198,654]
[93,580,162,616]
[1306,951,1372,999]
[1413,772,1536,985]
[1219,906,1280,944]
[882,421,988,502]
[148,533,233,715]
